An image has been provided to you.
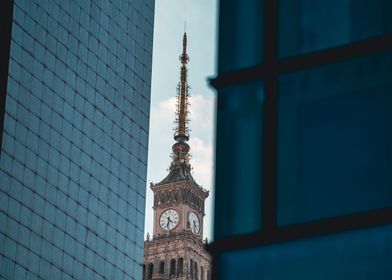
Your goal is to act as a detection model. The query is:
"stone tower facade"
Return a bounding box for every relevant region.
[143,33,212,280]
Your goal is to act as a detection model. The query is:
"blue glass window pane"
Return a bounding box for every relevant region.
[279,0,392,57]
[278,52,392,225]
[214,82,264,238]
[2,257,15,279]
[219,225,392,280]
[218,0,263,72]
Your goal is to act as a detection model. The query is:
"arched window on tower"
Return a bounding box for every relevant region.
[200,266,204,280]
[148,263,154,280]
[159,261,165,274]
[190,259,194,278]
[170,258,176,276]
[143,264,146,280]
[177,258,184,276]
[194,261,198,280]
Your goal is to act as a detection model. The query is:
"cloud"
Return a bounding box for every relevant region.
[189,94,214,135]
[148,93,214,139]
[189,137,213,188]
[150,97,176,140]
[147,97,176,183]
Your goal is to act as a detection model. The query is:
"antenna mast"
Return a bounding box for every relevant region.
[174,31,190,142]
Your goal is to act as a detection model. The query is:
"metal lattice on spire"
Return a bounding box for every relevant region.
[156,32,202,186]
[174,32,190,142]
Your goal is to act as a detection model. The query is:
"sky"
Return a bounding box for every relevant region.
[144,0,218,240]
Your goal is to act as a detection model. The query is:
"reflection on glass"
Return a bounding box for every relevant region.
[214,82,264,238]
[279,0,392,57]
[278,52,392,225]
[218,0,263,72]
[219,225,392,280]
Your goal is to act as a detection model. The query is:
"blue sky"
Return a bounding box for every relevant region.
[144,0,218,240]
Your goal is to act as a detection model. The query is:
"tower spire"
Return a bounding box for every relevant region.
[170,32,191,170]
[155,32,198,185]
[175,31,190,142]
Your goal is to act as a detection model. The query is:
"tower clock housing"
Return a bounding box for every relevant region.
[152,179,209,238]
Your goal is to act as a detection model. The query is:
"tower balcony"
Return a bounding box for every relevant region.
[151,272,187,280]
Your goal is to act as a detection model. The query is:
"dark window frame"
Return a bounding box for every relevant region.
[177,257,184,276]
[147,263,153,280]
[209,0,392,259]
[194,261,198,280]
[170,258,176,276]
[159,260,165,274]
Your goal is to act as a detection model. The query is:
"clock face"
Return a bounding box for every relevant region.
[159,209,179,231]
[188,212,200,234]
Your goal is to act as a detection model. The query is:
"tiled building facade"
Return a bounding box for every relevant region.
[0,1,154,279]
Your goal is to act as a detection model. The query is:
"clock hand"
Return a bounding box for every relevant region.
[193,221,197,232]
[167,217,173,228]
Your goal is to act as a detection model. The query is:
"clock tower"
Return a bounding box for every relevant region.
[143,32,212,280]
